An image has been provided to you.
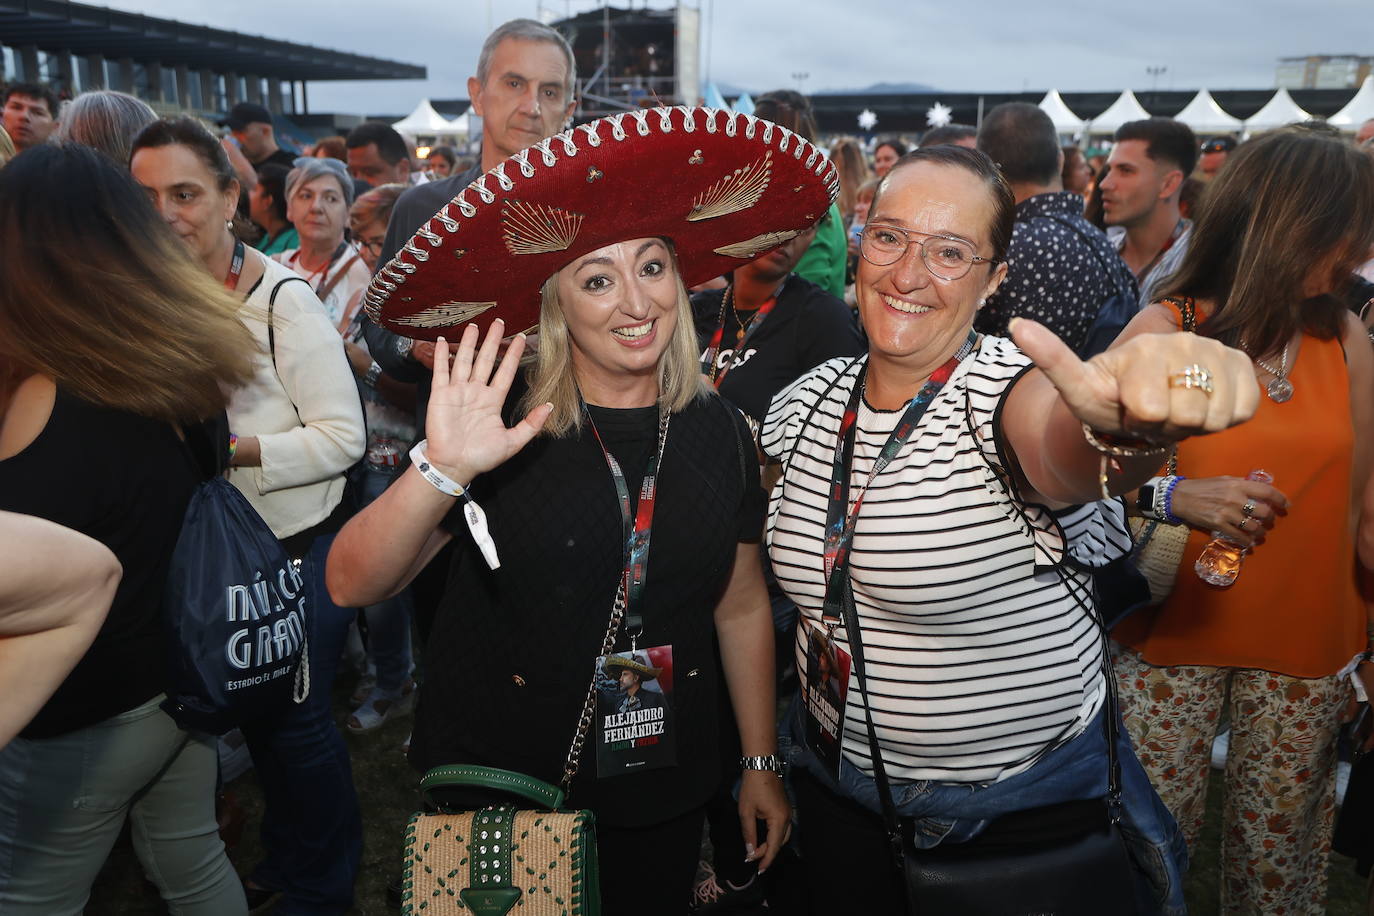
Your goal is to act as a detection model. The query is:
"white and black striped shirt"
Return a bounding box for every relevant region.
[763,336,1131,783]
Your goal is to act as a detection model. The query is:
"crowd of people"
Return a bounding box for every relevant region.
[3,16,1374,916]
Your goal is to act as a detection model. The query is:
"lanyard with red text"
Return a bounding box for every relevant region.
[224,239,245,291]
[703,284,782,387]
[584,404,671,647]
[820,331,977,628]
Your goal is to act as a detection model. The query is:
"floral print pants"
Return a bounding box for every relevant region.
[1114,647,1350,916]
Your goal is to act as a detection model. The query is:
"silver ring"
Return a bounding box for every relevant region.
[1237,517,1251,531]
[1242,500,1257,518]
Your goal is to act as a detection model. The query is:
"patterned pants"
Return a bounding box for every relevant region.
[1114,647,1350,916]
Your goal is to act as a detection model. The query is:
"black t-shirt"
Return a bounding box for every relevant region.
[408,389,764,827]
[0,390,219,738]
[692,274,865,422]
[253,147,299,172]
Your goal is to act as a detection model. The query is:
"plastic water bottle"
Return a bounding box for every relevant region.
[365,436,403,474]
[1194,469,1273,587]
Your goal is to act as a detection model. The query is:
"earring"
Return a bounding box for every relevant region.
[977,298,986,307]
[226,219,234,231]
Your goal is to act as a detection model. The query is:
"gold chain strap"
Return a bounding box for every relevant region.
[560,576,629,791]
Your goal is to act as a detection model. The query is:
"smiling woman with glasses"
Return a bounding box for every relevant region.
[760,143,1263,913]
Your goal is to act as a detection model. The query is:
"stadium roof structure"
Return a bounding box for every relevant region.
[0,0,425,82]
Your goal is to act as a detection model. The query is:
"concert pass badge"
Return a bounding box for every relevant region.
[802,621,851,778]
[594,644,677,778]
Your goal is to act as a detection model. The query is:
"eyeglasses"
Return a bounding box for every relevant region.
[858,224,1000,280]
[359,238,386,256]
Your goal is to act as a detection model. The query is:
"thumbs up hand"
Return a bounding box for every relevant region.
[1009,317,1259,442]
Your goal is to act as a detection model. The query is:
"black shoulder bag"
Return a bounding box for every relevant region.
[832,376,1139,916]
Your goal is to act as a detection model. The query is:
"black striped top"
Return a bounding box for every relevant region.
[762,336,1131,783]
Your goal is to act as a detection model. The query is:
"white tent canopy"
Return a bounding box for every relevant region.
[1330,76,1374,130]
[1087,90,1151,134]
[1244,87,1312,133]
[393,99,468,137]
[1037,90,1084,134]
[1172,89,1242,135]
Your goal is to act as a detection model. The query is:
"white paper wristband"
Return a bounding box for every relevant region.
[409,440,500,570]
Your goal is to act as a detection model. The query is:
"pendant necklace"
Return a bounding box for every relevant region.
[1252,343,1293,403]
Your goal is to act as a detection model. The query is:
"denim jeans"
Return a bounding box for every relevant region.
[781,695,1189,916]
[356,465,414,695]
[242,530,362,915]
[0,695,243,915]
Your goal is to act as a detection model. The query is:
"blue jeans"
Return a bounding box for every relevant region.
[782,695,1188,916]
[243,530,362,915]
[357,465,413,695]
[0,695,243,915]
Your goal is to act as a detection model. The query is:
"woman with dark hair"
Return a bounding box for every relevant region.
[0,143,253,914]
[1111,125,1374,914]
[249,162,298,256]
[763,144,1258,914]
[131,116,366,915]
[871,136,907,178]
[426,145,457,178]
[754,89,846,298]
[310,135,346,161]
[1062,144,1093,196]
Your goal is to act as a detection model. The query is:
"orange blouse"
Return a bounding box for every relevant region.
[1115,310,1364,678]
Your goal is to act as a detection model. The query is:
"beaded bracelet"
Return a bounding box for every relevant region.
[1082,423,1169,500]
[1160,475,1186,525]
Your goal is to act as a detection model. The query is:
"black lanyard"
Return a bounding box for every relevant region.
[820,331,977,627]
[584,404,671,647]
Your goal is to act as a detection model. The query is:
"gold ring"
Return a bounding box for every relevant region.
[1238,517,1250,531]
[1242,500,1257,518]
[1168,364,1214,395]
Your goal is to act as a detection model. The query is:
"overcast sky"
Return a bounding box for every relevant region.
[94,0,1369,115]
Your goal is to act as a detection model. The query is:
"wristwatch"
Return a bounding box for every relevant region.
[1136,476,1163,520]
[740,754,786,775]
[364,360,383,388]
[395,335,415,362]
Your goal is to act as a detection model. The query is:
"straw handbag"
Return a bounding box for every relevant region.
[402,765,599,915]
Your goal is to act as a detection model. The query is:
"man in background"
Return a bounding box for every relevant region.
[1099,117,1197,304]
[2,84,58,153]
[220,102,295,171]
[976,102,1137,355]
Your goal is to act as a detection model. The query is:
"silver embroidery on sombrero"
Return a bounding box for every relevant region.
[513,149,536,178]
[402,240,430,262]
[434,208,459,233]
[713,229,800,259]
[493,164,514,192]
[532,138,558,168]
[578,123,602,148]
[688,150,773,223]
[390,301,497,328]
[456,194,477,219]
[502,200,584,255]
[416,227,442,247]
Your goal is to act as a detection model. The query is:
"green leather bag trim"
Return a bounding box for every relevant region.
[458,886,522,915]
[420,764,566,809]
[399,813,420,916]
[569,810,600,916]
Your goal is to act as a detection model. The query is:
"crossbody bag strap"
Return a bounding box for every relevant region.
[838,575,908,869]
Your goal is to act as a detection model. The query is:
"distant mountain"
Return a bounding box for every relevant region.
[814,81,938,95]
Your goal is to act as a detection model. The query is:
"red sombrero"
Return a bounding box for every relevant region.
[364,106,839,339]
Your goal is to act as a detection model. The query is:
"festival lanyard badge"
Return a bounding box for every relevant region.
[224,239,245,291]
[701,283,783,388]
[803,331,976,777]
[584,405,679,777]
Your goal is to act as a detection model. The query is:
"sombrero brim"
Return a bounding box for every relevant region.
[604,657,661,681]
[365,106,839,339]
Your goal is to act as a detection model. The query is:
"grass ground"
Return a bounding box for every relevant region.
[88,681,1372,914]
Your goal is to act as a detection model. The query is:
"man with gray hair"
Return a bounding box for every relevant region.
[975,102,1137,355]
[366,17,576,378]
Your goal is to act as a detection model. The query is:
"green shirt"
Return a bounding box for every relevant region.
[256,226,300,258]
